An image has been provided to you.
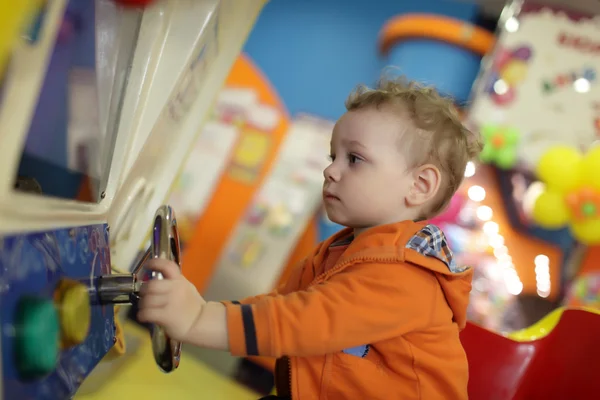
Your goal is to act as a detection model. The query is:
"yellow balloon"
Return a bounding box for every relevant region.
[536,146,582,192]
[532,191,570,228]
[500,60,528,85]
[579,145,600,190]
[571,218,600,245]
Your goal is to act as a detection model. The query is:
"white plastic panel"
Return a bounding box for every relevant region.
[108,0,266,272]
[0,0,265,252]
[0,0,140,233]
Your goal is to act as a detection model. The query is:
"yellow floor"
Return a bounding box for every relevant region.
[75,322,259,400]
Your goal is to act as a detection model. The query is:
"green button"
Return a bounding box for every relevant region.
[15,296,60,379]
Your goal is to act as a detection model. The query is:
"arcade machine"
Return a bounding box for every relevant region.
[0,0,265,399]
[460,0,600,398]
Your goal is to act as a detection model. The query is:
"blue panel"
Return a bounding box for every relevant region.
[0,224,115,400]
[386,39,482,105]
[243,0,479,121]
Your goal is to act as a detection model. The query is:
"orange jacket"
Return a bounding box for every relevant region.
[224,220,472,399]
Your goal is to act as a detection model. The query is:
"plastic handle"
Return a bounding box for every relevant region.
[149,205,182,373]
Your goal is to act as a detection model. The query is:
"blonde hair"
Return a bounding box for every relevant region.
[345,75,483,217]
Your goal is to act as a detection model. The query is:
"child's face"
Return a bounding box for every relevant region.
[323,107,418,231]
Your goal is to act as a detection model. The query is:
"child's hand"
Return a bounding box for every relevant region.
[137,259,206,343]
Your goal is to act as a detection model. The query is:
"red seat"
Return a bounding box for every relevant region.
[461,309,600,399]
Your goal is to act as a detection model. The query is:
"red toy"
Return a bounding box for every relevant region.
[461,308,600,399]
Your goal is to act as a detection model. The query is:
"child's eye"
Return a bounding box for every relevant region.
[328,154,335,161]
[348,154,361,164]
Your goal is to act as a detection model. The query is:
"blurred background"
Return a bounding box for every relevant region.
[1,0,600,399]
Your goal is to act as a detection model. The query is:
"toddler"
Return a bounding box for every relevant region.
[138,76,483,399]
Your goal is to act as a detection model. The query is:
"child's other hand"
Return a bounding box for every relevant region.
[137,259,206,343]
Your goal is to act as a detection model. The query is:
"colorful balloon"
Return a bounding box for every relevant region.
[479,124,520,168]
[571,218,600,245]
[535,146,582,192]
[494,147,518,170]
[532,191,570,228]
[532,145,600,245]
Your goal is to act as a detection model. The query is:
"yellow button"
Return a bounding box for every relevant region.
[55,280,91,347]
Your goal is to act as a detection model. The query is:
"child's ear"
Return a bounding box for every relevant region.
[406,164,441,207]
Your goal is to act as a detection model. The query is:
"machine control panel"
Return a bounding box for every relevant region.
[0,224,115,399]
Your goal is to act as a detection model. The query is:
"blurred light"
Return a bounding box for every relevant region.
[468,185,486,202]
[535,266,550,281]
[574,78,591,93]
[497,255,513,267]
[483,221,499,235]
[493,79,509,95]
[534,254,550,266]
[537,288,550,298]
[494,245,509,259]
[537,279,551,289]
[489,234,505,248]
[536,280,550,289]
[474,235,490,251]
[505,16,519,33]
[476,205,493,221]
[507,280,523,295]
[536,281,551,291]
[464,161,476,178]
[535,253,551,297]
[503,267,518,278]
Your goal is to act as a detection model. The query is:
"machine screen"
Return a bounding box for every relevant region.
[14,0,136,203]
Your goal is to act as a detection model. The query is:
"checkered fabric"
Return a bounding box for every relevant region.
[405,224,466,273]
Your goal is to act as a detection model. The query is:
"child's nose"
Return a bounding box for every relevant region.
[323,163,340,182]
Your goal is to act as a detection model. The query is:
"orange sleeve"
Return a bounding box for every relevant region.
[224,261,439,358]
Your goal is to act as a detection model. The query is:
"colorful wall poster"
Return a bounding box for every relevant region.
[221,87,280,185]
[202,113,333,302]
[167,87,275,243]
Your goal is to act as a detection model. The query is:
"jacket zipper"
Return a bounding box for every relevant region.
[288,357,292,399]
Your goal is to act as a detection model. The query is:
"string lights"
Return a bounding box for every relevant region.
[464,162,525,296]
